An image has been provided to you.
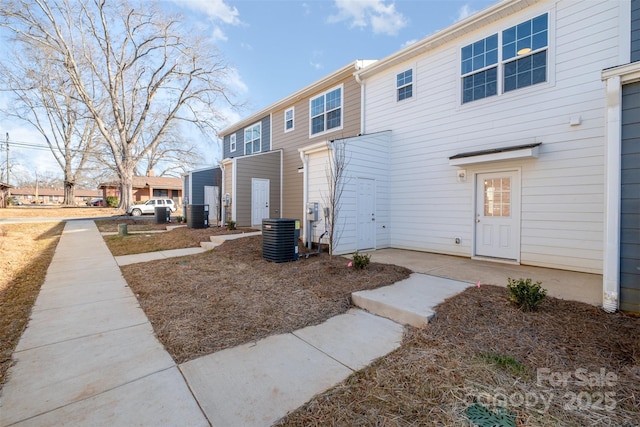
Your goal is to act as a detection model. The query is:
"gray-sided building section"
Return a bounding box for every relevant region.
[222,115,271,160]
[632,0,640,62]
[183,167,222,225]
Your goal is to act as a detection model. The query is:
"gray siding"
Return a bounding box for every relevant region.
[633,0,640,62]
[235,150,282,227]
[222,116,271,159]
[190,168,221,204]
[621,81,640,313]
[183,175,189,205]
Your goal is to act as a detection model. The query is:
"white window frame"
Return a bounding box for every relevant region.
[309,84,343,137]
[244,122,261,155]
[396,68,413,102]
[230,134,236,152]
[460,12,550,105]
[284,107,295,133]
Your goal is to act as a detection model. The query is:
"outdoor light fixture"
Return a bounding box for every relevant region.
[517,47,532,55]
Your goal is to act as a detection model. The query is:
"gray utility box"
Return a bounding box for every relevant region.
[186,204,209,229]
[262,218,300,262]
[155,206,170,224]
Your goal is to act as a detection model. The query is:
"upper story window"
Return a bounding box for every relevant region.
[244,123,261,154]
[397,69,413,101]
[285,107,294,132]
[310,85,342,135]
[230,134,236,152]
[461,13,548,104]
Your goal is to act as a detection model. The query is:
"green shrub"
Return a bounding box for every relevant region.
[105,196,119,207]
[175,216,183,223]
[226,220,236,230]
[507,277,546,311]
[352,251,371,269]
[480,352,525,376]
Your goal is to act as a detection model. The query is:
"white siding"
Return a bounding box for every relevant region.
[305,132,392,255]
[361,0,623,273]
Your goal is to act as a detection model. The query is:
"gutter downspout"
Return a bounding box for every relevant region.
[299,150,309,246]
[219,160,226,226]
[355,72,365,135]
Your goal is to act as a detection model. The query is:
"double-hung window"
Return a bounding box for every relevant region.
[397,69,413,101]
[284,107,294,132]
[310,85,342,135]
[244,123,261,154]
[230,134,236,152]
[461,13,548,104]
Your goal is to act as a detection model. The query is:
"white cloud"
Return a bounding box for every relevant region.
[309,50,324,70]
[172,0,241,25]
[456,4,476,22]
[211,26,227,42]
[401,38,417,49]
[328,0,407,36]
[223,67,249,95]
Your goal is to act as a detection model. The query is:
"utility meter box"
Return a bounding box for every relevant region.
[306,202,319,221]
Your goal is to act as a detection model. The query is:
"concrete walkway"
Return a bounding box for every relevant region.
[0,220,209,426]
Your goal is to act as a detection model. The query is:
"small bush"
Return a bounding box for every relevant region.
[175,216,183,223]
[480,352,526,376]
[105,196,119,207]
[507,277,546,311]
[352,251,371,269]
[226,220,236,230]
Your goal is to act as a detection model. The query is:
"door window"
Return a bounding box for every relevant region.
[484,177,511,217]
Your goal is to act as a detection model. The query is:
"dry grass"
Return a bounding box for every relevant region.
[121,236,411,363]
[0,222,64,388]
[0,206,123,218]
[276,285,640,427]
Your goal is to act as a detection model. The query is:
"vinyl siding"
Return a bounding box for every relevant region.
[188,168,220,205]
[361,0,621,273]
[222,116,271,159]
[272,76,362,223]
[632,0,640,62]
[620,81,640,313]
[234,151,282,227]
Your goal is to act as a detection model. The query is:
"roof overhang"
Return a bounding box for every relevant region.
[299,140,331,156]
[449,142,541,166]
[601,62,640,84]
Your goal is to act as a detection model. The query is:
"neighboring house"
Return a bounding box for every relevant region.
[9,187,101,205]
[219,60,376,227]
[301,0,639,313]
[0,182,11,208]
[99,174,183,206]
[183,166,222,225]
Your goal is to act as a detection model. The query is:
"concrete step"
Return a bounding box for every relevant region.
[209,231,261,244]
[351,273,471,328]
[200,241,219,250]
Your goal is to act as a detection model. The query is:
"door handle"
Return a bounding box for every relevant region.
[476,219,480,223]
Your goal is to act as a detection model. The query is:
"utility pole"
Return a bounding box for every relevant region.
[4,132,9,187]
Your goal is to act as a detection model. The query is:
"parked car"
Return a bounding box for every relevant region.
[87,198,104,206]
[126,198,177,216]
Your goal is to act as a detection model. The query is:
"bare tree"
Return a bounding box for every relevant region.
[0,44,100,205]
[1,0,238,210]
[322,139,349,258]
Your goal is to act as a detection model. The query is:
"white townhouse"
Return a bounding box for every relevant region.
[300,0,640,313]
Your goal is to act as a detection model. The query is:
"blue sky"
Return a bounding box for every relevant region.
[1,0,499,179]
[174,0,498,118]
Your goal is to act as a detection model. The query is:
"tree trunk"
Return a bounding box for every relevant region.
[63,180,75,206]
[118,174,134,210]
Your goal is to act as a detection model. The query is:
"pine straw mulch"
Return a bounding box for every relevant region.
[0,222,64,388]
[120,235,411,364]
[276,285,640,427]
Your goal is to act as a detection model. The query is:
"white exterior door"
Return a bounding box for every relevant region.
[204,185,218,225]
[251,178,270,227]
[475,171,520,260]
[356,178,375,250]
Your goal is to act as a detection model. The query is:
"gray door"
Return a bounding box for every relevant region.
[620,81,640,313]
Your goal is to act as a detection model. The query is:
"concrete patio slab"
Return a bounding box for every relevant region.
[1,323,174,426]
[209,230,261,244]
[8,368,209,427]
[369,248,602,306]
[293,308,404,371]
[180,333,353,427]
[32,280,134,311]
[352,273,471,328]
